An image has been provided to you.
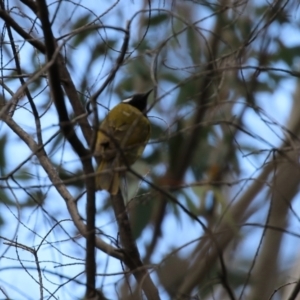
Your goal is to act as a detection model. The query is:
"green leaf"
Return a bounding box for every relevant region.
[14,168,33,181]
[0,134,7,173]
[143,14,168,27]
[183,191,199,215]
[95,39,116,56]
[47,133,64,157]
[130,192,154,239]
[160,72,182,84]
[24,190,45,207]
[71,14,92,47]
[176,79,200,105]
[58,167,85,189]
[114,77,134,94]
[276,43,300,66]
[168,119,184,173]
[158,254,188,297]
[187,27,199,64]
[0,189,14,206]
[0,214,4,227]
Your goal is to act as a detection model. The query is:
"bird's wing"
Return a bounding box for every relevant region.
[95,104,150,161]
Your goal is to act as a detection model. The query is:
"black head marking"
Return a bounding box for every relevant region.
[122,89,153,114]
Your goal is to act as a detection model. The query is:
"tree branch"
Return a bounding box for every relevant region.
[0,5,93,147]
[111,191,160,300]
[35,1,96,298]
[1,114,122,260]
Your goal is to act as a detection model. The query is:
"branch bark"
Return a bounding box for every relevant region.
[111,191,160,300]
[1,115,122,259]
[175,84,300,299]
[35,1,96,298]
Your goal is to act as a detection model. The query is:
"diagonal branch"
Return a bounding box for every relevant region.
[20,0,38,14]
[145,5,223,265]
[111,191,160,300]
[36,1,97,298]
[175,86,300,299]
[3,11,43,146]
[0,6,93,145]
[1,114,122,260]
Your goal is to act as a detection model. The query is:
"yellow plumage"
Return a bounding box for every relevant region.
[95,102,151,195]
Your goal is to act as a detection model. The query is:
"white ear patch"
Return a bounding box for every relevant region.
[122,97,133,103]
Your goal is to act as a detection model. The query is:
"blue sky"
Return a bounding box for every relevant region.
[1,1,300,299]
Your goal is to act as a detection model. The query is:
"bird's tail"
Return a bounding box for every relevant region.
[95,159,120,195]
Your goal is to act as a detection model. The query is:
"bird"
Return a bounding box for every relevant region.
[95,90,152,195]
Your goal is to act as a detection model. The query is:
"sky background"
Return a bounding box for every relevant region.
[1,1,300,299]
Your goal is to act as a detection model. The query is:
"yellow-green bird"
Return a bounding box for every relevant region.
[95,90,152,195]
